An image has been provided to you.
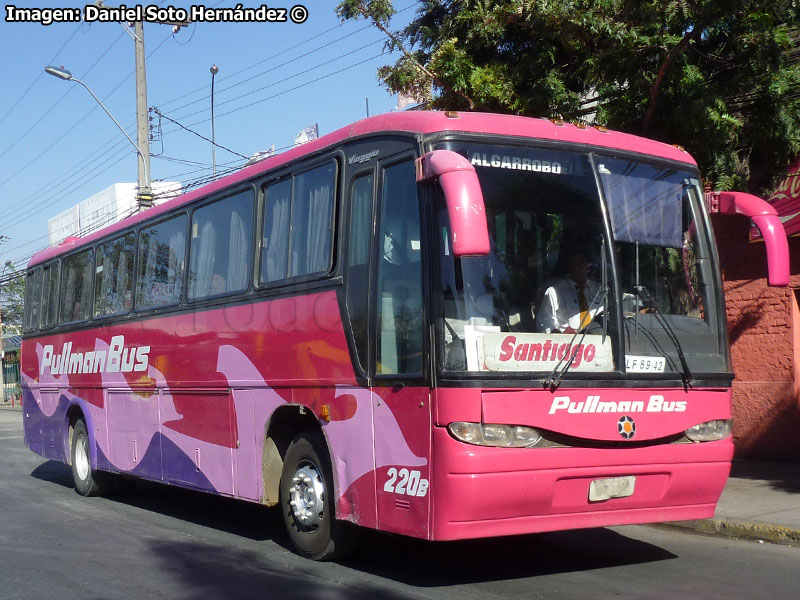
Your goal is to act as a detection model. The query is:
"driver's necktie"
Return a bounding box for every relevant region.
[577,285,590,329]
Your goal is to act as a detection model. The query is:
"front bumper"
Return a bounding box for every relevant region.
[429,427,733,541]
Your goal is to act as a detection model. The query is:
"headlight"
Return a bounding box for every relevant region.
[685,419,732,442]
[448,422,543,447]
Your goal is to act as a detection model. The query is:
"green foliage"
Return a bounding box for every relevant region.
[338,0,800,195]
[0,262,24,334]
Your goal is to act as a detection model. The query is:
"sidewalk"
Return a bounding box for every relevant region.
[2,397,797,546]
[661,459,800,547]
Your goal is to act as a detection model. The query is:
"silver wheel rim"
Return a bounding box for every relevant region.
[288,461,325,529]
[75,433,90,481]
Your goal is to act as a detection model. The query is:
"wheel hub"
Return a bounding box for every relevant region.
[288,463,324,529]
[75,433,90,481]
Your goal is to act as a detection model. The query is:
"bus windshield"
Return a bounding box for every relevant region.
[435,141,727,379]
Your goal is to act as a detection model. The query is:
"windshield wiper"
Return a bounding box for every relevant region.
[634,285,693,390]
[544,284,609,391]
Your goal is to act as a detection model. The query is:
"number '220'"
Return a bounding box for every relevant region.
[383,468,429,497]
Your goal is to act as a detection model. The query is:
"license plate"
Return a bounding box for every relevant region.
[626,355,665,373]
[589,476,636,502]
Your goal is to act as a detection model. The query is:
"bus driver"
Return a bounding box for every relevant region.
[536,249,603,334]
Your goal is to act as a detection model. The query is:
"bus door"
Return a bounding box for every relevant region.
[371,156,432,538]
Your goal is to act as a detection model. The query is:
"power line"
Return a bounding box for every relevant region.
[0,23,83,127]
[0,30,128,164]
[161,24,376,117]
[150,0,419,117]
[1,170,185,267]
[171,39,384,123]
[155,18,371,113]
[1,6,402,214]
[183,51,388,129]
[0,181,184,280]
[153,157,243,182]
[151,108,249,159]
[0,3,416,267]
[0,29,173,192]
[3,139,134,233]
[0,205,139,283]
[0,30,174,217]
[0,140,134,233]
[3,141,284,276]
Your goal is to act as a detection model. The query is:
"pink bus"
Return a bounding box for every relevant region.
[20,111,789,560]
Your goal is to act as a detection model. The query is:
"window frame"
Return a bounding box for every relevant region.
[256,156,340,290]
[343,167,377,378]
[370,152,429,384]
[23,267,43,333]
[134,211,189,313]
[40,260,61,330]
[58,247,94,326]
[93,232,136,319]
[186,185,257,303]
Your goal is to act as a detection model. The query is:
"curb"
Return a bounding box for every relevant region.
[655,519,800,547]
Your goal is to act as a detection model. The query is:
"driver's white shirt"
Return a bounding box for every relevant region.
[536,278,602,333]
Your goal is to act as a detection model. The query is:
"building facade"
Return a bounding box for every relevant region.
[48,182,181,246]
[711,159,800,460]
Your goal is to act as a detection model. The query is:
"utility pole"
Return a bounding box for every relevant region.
[133,20,152,211]
[63,2,189,212]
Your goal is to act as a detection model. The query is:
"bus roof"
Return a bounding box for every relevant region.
[28,110,696,268]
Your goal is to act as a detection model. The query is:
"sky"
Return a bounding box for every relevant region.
[0,0,417,278]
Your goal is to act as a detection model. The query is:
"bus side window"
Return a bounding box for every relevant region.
[376,159,423,376]
[40,262,60,328]
[94,233,135,317]
[289,162,336,278]
[346,172,374,372]
[260,179,291,283]
[136,214,187,309]
[189,190,254,300]
[60,250,93,324]
[23,268,42,333]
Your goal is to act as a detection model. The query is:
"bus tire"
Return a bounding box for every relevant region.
[71,419,109,497]
[279,431,359,560]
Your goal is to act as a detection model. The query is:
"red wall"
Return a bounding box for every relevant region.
[711,213,800,459]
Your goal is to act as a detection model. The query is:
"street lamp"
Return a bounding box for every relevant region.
[210,64,219,178]
[44,65,152,211]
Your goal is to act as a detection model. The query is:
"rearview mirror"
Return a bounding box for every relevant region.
[416,150,490,256]
[707,191,790,287]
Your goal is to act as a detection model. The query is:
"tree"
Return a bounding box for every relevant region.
[337,0,800,195]
[0,260,25,335]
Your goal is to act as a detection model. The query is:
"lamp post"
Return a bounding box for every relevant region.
[210,64,219,178]
[45,65,152,211]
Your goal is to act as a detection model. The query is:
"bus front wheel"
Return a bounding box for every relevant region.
[279,431,358,560]
[71,419,109,497]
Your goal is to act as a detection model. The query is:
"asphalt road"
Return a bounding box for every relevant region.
[1,408,797,600]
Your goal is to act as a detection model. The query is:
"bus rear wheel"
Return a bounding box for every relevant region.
[279,431,359,560]
[71,419,109,497]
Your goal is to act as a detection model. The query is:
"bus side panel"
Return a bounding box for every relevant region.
[21,291,361,501]
[373,386,432,539]
[107,389,163,481]
[40,389,66,461]
[21,378,42,456]
[162,389,235,495]
[232,388,259,501]
[318,386,378,529]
